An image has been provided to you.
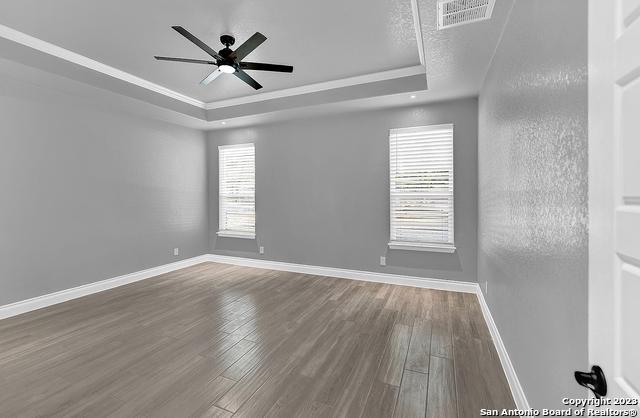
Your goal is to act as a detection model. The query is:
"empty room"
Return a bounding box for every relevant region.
[1,0,638,416]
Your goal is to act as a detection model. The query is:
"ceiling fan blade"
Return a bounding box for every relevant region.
[200,69,223,85]
[240,62,293,73]
[171,26,223,61]
[234,69,263,90]
[155,56,217,65]
[230,32,267,61]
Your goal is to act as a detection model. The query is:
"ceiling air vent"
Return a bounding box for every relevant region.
[437,0,496,30]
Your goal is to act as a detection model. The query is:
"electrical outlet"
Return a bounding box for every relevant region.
[173,248,179,256]
[380,256,386,266]
[259,246,264,255]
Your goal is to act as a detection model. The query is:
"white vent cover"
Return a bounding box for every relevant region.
[437,0,496,30]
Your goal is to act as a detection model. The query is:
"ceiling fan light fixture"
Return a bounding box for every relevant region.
[219,64,236,74]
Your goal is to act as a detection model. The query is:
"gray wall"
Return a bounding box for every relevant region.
[208,98,478,282]
[478,0,588,408]
[0,73,209,306]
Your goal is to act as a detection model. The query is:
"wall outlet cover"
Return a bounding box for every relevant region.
[380,256,386,266]
[259,246,265,254]
[173,248,180,256]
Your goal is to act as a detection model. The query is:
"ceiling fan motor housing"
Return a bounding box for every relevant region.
[219,35,236,66]
[219,48,233,58]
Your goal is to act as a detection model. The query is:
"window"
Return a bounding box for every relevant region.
[218,143,255,239]
[389,124,455,252]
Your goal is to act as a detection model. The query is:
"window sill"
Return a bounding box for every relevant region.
[388,241,456,253]
[217,231,256,239]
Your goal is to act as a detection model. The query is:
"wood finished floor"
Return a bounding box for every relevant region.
[0,262,515,417]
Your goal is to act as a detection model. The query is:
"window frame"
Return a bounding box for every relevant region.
[217,143,256,240]
[388,123,456,253]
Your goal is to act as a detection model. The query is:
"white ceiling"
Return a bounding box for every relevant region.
[0,0,420,102]
[0,0,514,127]
[417,0,513,98]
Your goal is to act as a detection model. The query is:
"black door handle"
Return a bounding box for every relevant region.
[574,365,607,399]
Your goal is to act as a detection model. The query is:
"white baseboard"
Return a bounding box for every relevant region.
[0,255,210,320]
[475,287,530,410]
[206,254,528,408]
[205,254,478,293]
[0,251,528,411]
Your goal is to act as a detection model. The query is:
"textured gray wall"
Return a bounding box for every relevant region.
[208,98,478,282]
[0,74,209,306]
[478,0,588,408]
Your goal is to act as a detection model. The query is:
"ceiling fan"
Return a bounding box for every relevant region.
[155,26,293,90]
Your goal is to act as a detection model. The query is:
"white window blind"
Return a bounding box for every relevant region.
[389,124,455,252]
[218,143,255,239]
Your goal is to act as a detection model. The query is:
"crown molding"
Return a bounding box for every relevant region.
[204,65,426,110]
[0,19,426,113]
[0,23,206,109]
[411,0,426,66]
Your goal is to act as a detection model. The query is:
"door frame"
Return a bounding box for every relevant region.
[588,0,640,400]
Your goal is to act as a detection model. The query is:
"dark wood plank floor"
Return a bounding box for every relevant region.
[0,262,515,417]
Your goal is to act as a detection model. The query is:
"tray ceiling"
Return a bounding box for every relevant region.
[0,0,421,102]
[0,0,514,128]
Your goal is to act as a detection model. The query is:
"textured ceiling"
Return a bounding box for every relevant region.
[0,0,514,127]
[0,0,421,102]
[418,0,514,98]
